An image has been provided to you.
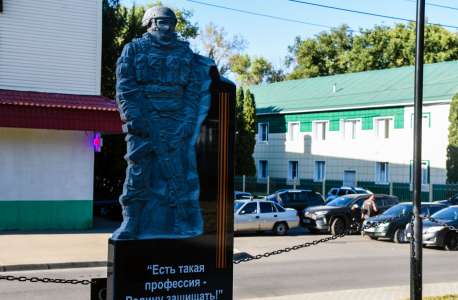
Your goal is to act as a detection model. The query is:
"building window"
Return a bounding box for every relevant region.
[342,120,360,140]
[375,118,392,139]
[288,122,300,141]
[313,121,328,141]
[410,161,429,185]
[259,160,268,179]
[288,161,299,180]
[375,162,389,184]
[314,161,326,182]
[259,123,269,142]
[411,113,430,129]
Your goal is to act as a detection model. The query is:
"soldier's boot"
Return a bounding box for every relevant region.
[112,204,142,239]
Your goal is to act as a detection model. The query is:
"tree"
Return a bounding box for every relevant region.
[235,87,245,175]
[194,22,248,76]
[235,89,257,176]
[101,0,125,100]
[446,91,458,183]
[231,54,286,86]
[286,22,458,80]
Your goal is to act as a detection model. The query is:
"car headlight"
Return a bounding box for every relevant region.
[377,222,389,227]
[426,226,444,233]
[315,211,329,215]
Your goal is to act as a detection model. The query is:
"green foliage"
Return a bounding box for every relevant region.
[231,54,286,86]
[235,89,257,176]
[101,0,125,100]
[286,22,458,80]
[447,91,458,183]
[94,135,127,199]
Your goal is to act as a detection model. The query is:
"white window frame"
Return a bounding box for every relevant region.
[288,160,299,180]
[340,118,362,140]
[375,162,390,185]
[312,120,329,141]
[258,123,269,143]
[288,122,300,141]
[343,170,357,187]
[314,160,326,182]
[258,160,268,179]
[410,160,429,186]
[374,117,394,139]
[410,113,431,129]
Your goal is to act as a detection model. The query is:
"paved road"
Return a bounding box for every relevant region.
[233,227,458,299]
[1,227,457,300]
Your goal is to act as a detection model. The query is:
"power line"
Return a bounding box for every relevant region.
[289,0,458,29]
[186,0,335,29]
[405,0,458,11]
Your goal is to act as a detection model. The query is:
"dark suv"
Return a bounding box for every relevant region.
[301,194,399,235]
[326,187,372,203]
[267,189,325,212]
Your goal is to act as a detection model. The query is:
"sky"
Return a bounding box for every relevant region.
[120,0,458,68]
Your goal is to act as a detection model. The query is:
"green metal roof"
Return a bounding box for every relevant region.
[248,61,458,115]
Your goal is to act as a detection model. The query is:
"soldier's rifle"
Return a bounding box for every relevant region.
[123,90,188,232]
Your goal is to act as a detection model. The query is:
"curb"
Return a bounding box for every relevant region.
[1,253,248,272]
[0,261,107,272]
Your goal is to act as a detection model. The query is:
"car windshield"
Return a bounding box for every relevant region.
[381,204,412,216]
[355,189,371,194]
[430,207,458,221]
[234,201,245,213]
[326,197,354,207]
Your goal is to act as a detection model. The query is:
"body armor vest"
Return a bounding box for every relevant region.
[132,38,193,113]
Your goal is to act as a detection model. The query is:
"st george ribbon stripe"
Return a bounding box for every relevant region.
[217,93,229,268]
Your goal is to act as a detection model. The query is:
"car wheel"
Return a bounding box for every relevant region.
[255,231,265,235]
[331,218,345,236]
[394,227,406,243]
[273,223,288,236]
[444,232,458,251]
[308,228,320,234]
[369,236,378,240]
[99,205,109,216]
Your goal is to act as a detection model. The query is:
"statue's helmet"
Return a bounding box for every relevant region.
[142,6,177,27]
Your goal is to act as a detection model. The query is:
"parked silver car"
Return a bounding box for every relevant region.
[234,200,299,235]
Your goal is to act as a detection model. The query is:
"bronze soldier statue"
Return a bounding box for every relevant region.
[113,6,214,239]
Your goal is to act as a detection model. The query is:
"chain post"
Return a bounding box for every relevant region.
[322,177,326,199]
[411,0,426,298]
[243,175,245,192]
[390,180,393,196]
[429,182,433,202]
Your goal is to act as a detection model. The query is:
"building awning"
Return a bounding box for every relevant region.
[0,89,123,132]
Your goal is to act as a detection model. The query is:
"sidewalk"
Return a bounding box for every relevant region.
[244,282,458,300]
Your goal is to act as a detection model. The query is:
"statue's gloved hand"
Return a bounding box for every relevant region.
[131,117,148,138]
[177,123,194,139]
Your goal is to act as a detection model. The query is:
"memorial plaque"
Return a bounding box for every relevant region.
[107,7,235,298]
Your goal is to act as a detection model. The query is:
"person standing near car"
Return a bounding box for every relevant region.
[275,192,283,206]
[362,195,377,219]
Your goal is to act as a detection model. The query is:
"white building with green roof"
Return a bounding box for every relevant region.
[249,61,458,186]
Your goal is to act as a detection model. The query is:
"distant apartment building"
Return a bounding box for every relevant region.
[0,0,123,230]
[249,61,458,187]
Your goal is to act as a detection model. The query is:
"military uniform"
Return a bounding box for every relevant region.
[115,32,204,237]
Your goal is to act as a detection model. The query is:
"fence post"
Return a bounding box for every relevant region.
[355,177,358,187]
[243,175,245,192]
[294,176,296,190]
[267,176,270,196]
[429,182,433,202]
[322,178,326,198]
[390,180,393,196]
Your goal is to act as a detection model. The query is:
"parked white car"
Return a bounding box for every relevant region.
[234,200,299,235]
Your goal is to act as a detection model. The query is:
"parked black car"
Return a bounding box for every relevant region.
[267,189,325,212]
[406,206,458,251]
[301,194,400,235]
[434,193,458,206]
[326,186,372,203]
[363,202,448,243]
[93,199,122,219]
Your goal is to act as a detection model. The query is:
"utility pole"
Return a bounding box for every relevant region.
[411,0,425,299]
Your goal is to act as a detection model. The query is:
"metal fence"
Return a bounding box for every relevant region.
[235,176,458,202]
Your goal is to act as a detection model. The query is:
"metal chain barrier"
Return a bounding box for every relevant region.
[233,212,413,264]
[424,216,458,233]
[0,275,91,285]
